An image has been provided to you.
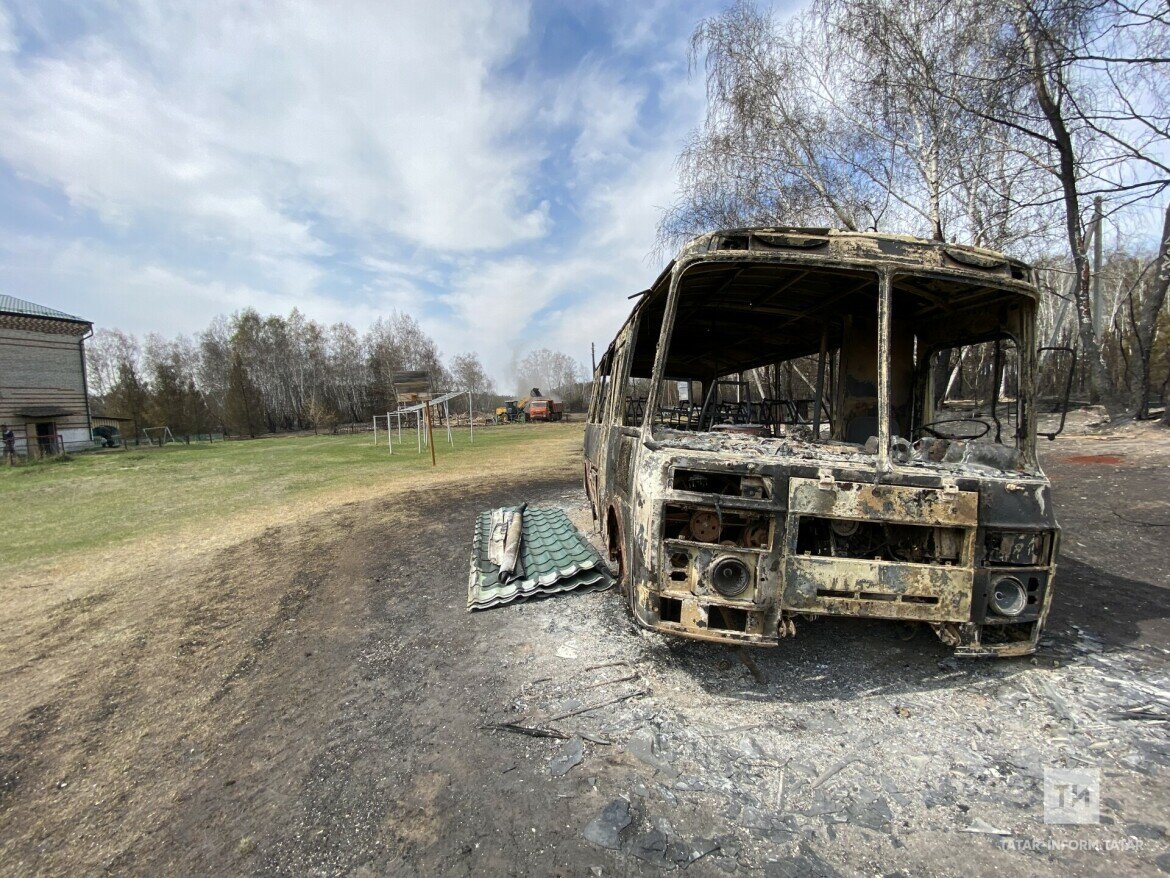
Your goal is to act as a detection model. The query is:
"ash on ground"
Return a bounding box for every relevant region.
[477,480,1169,877]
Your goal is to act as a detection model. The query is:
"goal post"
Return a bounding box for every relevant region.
[141,426,176,447]
[371,414,397,453]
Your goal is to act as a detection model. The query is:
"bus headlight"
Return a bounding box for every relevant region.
[989,576,1027,617]
[710,556,751,598]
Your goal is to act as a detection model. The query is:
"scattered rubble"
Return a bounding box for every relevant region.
[584,799,632,849]
[549,736,584,777]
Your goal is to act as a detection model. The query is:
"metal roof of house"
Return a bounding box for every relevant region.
[0,295,90,324]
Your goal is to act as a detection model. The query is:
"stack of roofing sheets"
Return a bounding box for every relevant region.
[468,505,613,610]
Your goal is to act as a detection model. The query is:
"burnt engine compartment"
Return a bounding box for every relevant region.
[664,503,771,548]
[795,517,965,565]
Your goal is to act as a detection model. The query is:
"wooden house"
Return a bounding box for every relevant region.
[0,295,93,455]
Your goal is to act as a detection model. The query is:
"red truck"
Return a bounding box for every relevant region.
[525,398,564,422]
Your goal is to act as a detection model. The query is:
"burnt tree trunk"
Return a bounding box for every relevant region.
[1025,22,1120,414]
[1133,202,1170,420]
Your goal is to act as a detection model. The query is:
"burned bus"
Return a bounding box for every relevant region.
[584,228,1071,657]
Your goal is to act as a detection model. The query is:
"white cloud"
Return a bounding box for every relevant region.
[433,255,587,377]
[532,149,687,361]
[429,139,697,387]
[547,60,646,175]
[422,34,708,387]
[0,0,726,392]
[0,234,365,337]
[0,5,14,54]
[0,0,546,255]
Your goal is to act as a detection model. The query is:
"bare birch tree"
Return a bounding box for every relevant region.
[662,0,1168,416]
[658,1,889,251]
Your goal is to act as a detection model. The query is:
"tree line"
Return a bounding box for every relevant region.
[661,0,1169,421]
[86,308,585,440]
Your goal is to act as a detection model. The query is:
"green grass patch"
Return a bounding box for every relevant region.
[0,424,581,572]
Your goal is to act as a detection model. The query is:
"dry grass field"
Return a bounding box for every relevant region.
[0,424,581,583]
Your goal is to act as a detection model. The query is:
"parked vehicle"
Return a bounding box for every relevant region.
[495,390,565,423]
[585,228,1072,657]
[526,398,564,422]
[495,400,527,423]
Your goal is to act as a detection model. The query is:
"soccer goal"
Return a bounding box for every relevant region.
[141,426,176,447]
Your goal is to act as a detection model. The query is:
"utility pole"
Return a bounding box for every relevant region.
[425,401,437,467]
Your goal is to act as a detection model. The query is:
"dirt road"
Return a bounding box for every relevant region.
[1,429,1168,876]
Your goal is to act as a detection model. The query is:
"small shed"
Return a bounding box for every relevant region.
[0,295,93,455]
[91,414,134,447]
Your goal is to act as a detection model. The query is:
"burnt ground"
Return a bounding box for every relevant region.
[1,429,1169,877]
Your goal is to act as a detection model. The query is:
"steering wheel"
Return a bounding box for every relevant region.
[918,417,991,440]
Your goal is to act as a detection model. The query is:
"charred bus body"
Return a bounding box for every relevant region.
[585,228,1067,658]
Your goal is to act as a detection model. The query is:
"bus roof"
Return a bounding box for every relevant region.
[600,227,1039,379]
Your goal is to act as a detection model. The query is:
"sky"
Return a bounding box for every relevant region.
[0,0,787,388]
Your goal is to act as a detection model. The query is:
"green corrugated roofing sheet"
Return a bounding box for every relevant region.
[468,506,613,610]
[0,295,89,323]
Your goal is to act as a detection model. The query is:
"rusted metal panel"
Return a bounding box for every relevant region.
[635,582,774,646]
[783,556,972,622]
[788,477,978,526]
